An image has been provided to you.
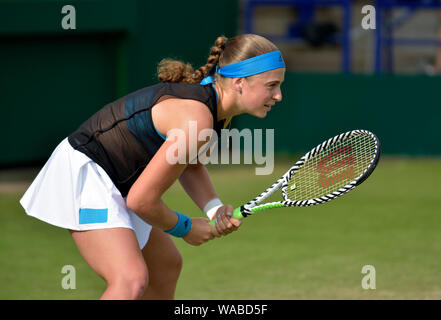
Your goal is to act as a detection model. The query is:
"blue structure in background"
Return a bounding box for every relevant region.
[375,0,441,73]
[243,0,352,73]
[244,0,441,74]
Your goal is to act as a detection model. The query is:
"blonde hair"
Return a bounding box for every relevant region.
[157,34,280,84]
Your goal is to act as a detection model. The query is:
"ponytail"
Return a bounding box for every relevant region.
[157,34,279,84]
[157,36,228,84]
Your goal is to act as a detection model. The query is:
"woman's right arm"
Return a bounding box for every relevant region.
[126,100,220,245]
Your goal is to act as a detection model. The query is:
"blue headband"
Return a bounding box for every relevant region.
[200,50,285,85]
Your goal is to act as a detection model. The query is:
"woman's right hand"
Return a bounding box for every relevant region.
[182,217,216,246]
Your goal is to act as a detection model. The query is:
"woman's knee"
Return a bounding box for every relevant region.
[170,250,183,273]
[106,264,149,299]
[149,249,183,287]
[163,249,183,280]
[142,229,183,280]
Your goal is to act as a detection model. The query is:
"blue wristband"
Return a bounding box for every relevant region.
[164,211,192,237]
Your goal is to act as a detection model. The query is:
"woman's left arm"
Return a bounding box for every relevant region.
[178,163,218,213]
[179,163,242,236]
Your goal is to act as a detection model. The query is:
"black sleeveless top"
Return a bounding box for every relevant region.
[68,82,223,197]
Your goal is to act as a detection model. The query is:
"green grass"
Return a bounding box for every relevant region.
[1,157,441,299]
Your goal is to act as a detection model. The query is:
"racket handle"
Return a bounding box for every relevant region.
[208,207,244,226]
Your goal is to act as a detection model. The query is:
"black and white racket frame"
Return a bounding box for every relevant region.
[240,130,381,217]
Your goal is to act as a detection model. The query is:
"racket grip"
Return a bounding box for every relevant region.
[208,207,244,226]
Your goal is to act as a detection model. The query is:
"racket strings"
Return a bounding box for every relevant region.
[286,134,377,201]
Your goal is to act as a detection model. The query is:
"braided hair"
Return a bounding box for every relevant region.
[157,34,279,84]
[157,36,228,84]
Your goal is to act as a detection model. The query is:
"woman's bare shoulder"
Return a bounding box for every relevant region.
[152,98,214,136]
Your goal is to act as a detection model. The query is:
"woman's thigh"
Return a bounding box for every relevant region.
[70,227,147,284]
[141,227,183,298]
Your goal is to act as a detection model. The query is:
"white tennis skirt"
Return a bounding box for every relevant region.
[20,138,152,249]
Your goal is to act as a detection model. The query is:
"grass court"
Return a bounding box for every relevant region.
[0,157,440,299]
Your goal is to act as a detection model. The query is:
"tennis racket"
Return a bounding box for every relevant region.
[209,129,380,225]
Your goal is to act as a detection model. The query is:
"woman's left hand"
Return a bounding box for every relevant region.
[210,204,242,237]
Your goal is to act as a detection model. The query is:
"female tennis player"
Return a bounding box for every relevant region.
[20,33,286,299]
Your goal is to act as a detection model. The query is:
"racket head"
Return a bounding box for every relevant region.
[281,130,380,206]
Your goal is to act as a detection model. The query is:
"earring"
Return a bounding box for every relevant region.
[238,88,242,94]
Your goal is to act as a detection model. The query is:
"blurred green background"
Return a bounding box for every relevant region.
[1,0,440,299]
